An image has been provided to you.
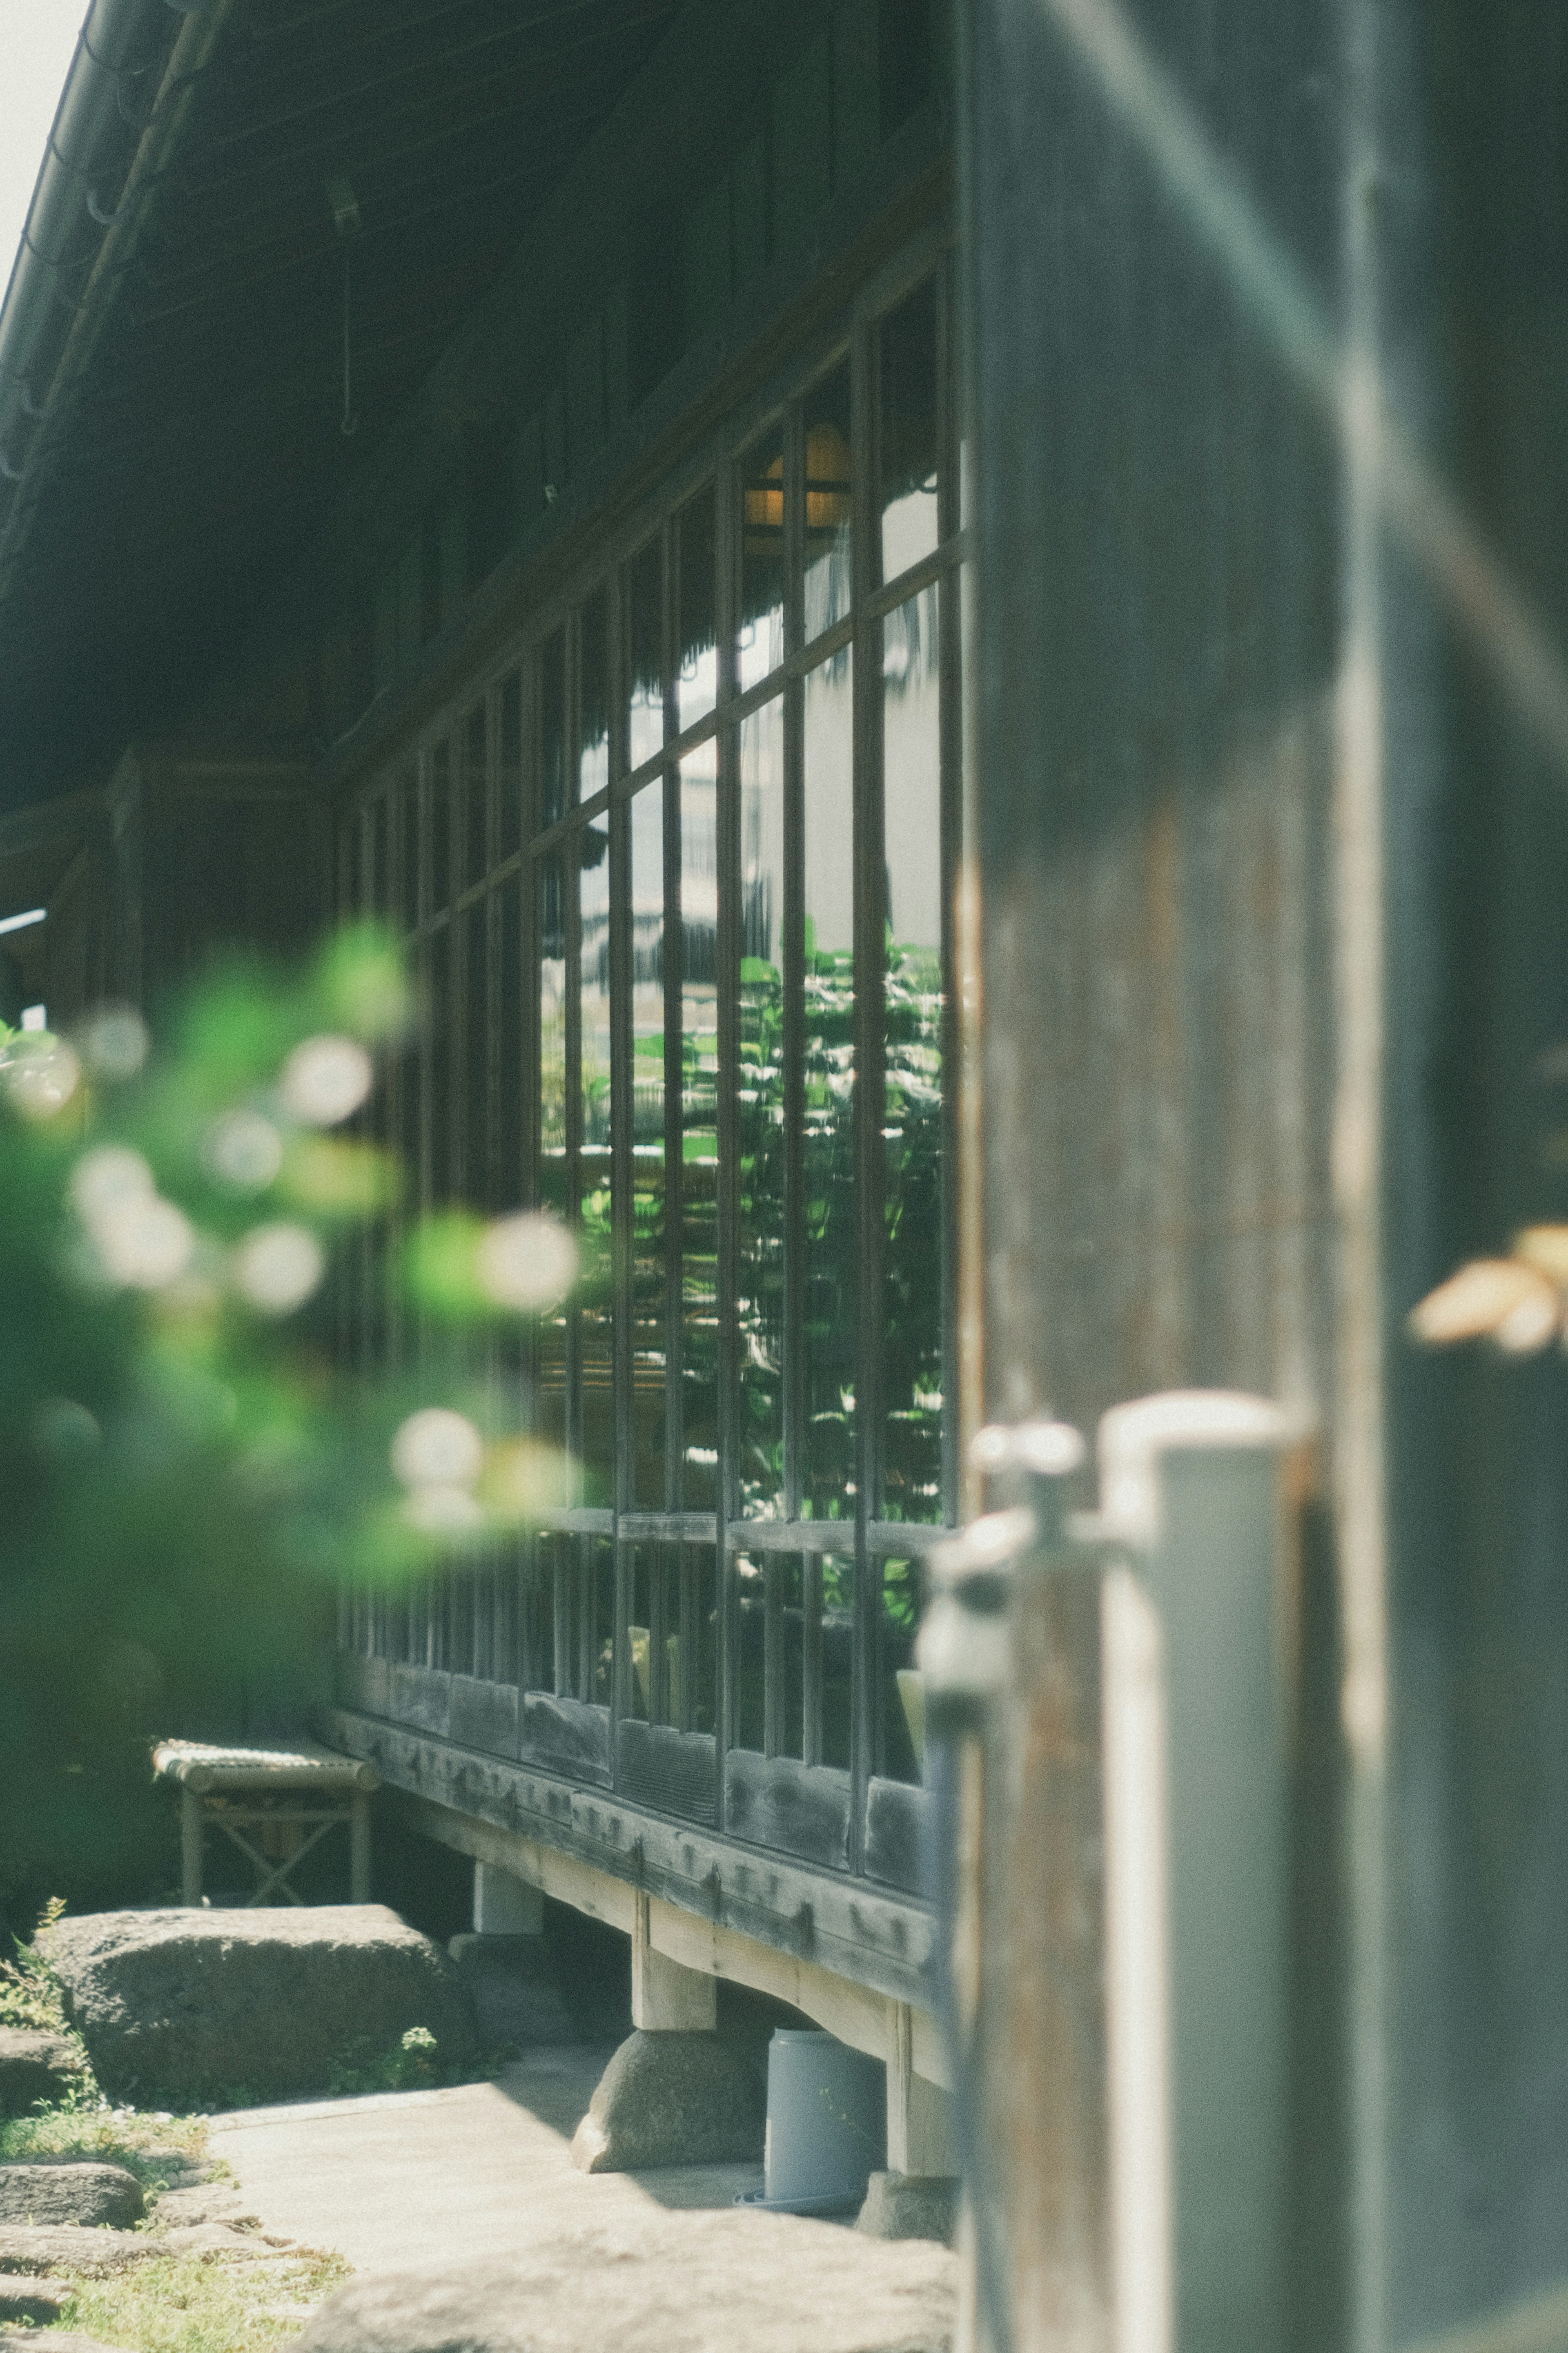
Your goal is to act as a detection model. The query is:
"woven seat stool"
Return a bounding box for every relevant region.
[152,1740,378,1907]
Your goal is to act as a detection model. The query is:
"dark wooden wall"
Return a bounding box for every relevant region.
[964,0,1568,2347]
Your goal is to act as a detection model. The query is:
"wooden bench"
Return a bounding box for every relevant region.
[152,1740,378,1906]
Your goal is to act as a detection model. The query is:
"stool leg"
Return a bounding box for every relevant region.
[350,1791,371,1902]
[181,1791,203,1907]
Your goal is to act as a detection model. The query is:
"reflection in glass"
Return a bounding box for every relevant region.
[630,779,667,1509]
[370,796,388,916]
[580,588,609,803]
[498,671,523,859]
[428,926,451,1206]
[803,647,856,1517]
[627,538,664,771]
[686,1545,717,1735]
[464,901,488,1207]
[497,877,522,1212]
[739,427,786,691]
[429,738,452,912]
[680,750,720,1512]
[879,277,940,582]
[541,627,568,828]
[882,587,944,1522]
[400,767,419,929]
[766,1554,805,1760]
[537,851,568,1450]
[579,814,613,1494]
[590,1537,615,1704]
[463,704,488,890]
[536,1530,569,1695]
[735,1552,765,1752]
[628,1547,652,1722]
[821,1554,855,1770]
[804,363,853,642]
[677,483,717,734]
[736,700,786,1517]
[879,1558,922,1783]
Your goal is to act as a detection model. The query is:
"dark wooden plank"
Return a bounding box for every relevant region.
[333,1651,389,1717]
[519,1691,611,1784]
[724,1751,851,1873]
[615,1720,717,1826]
[862,1774,929,1897]
[448,1673,519,1761]
[318,1702,931,2006]
[388,1662,452,1737]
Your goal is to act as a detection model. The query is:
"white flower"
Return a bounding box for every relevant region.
[280,1035,373,1127]
[391,1408,484,1492]
[233,1222,325,1314]
[475,1212,578,1310]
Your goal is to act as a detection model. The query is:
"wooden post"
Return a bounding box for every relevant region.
[349,1790,372,1902]
[631,1890,717,2031]
[181,1788,203,1906]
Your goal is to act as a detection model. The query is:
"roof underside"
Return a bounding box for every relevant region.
[0,0,679,804]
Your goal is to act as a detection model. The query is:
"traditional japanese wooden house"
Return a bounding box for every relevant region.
[10,0,1568,2338]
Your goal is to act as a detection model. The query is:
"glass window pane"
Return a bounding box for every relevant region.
[739,426,785,691]
[463,704,489,890]
[631,778,668,1510]
[580,589,610,803]
[400,766,419,929]
[803,647,856,1518]
[804,363,853,643]
[369,795,388,916]
[428,926,452,1207]
[537,851,569,1450]
[677,483,717,734]
[590,1535,615,1705]
[627,538,664,770]
[429,738,452,912]
[736,700,786,1518]
[878,1556,923,1784]
[685,1543,718,1736]
[735,1549,766,1752]
[541,627,568,830]
[766,1554,805,1760]
[879,278,940,582]
[498,670,523,859]
[628,1546,653,1722]
[579,813,613,1495]
[497,877,522,1213]
[679,749,721,1512]
[882,585,944,1522]
[464,900,488,1207]
[535,1531,569,1694]
[822,1553,855,1771]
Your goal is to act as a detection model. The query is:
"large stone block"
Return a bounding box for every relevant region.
[855,2172,959,2247]
[0,2226,157,2277]
[0,2164,144,2228]
[569,2030,764,2173]
[40,1907,476,2104]
[294,2211,955,2352]
[0,2030,84,2118]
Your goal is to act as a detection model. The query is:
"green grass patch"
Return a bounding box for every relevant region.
[58,2246,351,2353]
[0,2101,214,2187]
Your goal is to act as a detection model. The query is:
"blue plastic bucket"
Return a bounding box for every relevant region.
[737,2028,885,2215]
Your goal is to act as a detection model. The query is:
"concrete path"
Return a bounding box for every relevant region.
[210,2045,767,2274]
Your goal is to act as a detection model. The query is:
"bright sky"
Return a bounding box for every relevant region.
[0,0,89,312]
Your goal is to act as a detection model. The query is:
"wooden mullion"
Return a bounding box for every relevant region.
[713,461,740,1818]
[936,252,964,1527]
[848,307,880,1876]
[608,558,633,1763]
[783,402,806,1528]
